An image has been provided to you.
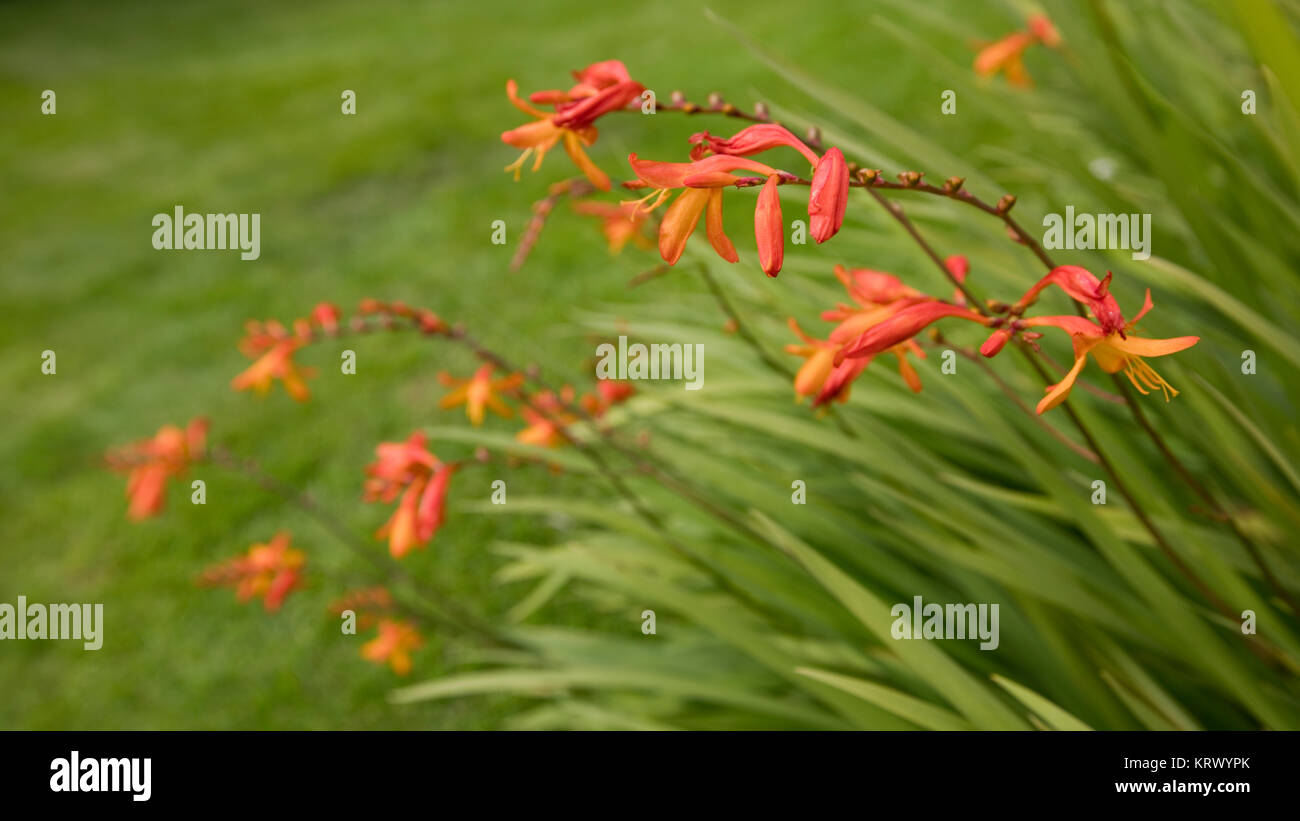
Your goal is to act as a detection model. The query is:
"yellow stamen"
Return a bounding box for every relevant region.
[504,148,533,181]
[620,188,671,217]
[1123,356,1178,401]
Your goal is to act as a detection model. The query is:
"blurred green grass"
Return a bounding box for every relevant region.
[0,0,1015,728]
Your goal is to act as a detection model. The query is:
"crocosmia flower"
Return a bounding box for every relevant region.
[989,268,1198,414]
[199,531,306,612]
[231,332,316,402]
[361,618,423,675]
[786,266,942,404]
[974,14,1061,88]
[808,147,849,243]
[625,152,787,269]
[516,388,579,448]
[106,417,208,520]
[501,60,644,190]
[571,199,654,254]
[438,364,523,426]
[364,432,456,558]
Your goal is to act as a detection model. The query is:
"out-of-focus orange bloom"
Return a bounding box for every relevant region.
[974,14,1061,88]
[571,199,654,253]
[231,335,316,402]
[329,587,393,631]
[310,301,342,335]
[106,417,208,520]
[688,123,821,165]
[365,432,456,558]
[200,531,306,612]
[986,267,1199,414]
[516,388,578,448]
[438,364,523,426]
[361,618,423,675]
[502,60,644,190]
[581,380,636,417]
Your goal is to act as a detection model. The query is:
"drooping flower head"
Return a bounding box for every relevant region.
[501,60,644,190]
[106,417,209,520]
[988,268,1198,414]
[364,432,456,558]
[629,125,851,275]
[785,266,943,404]
[199,531,306,612]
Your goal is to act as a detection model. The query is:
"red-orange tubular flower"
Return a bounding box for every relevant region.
[582,379,636,417]
[692,124,849,244]
[199,532,306,612]
[625,152,791,271]
[809,147,849,243]
[232,318,318,402]
[502,60,644,190]
[986,268,1199,414]
[786,267,939,404]
[974,14,1061,88]
[364,432,456,558]
[516,388,579,448]
[328,587,393,631]
[840,300,991,361]
[361,618,423,675]
[106,417,208,520]
[438,363,523,426]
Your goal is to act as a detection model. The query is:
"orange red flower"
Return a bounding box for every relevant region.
[785,267,945,404]
[571,199,654,254]
[627,125,851,275]
[438,364,524,426]
[106,417,208,520]
[516,388,579,448]
[199,531,306,612]
[986,267,1199,414]
[361,618,423,675]
[232,320,317,402]
[974,14,1061,88]
[502,60,644,190]
[364,432,456,558]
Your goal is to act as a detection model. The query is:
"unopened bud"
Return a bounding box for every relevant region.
[995,194,1017,214]
[942,176,965,193]
[753,101,770,120]
[899,171,923,187]
[707,92,723,108]
[805,126,822,145]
